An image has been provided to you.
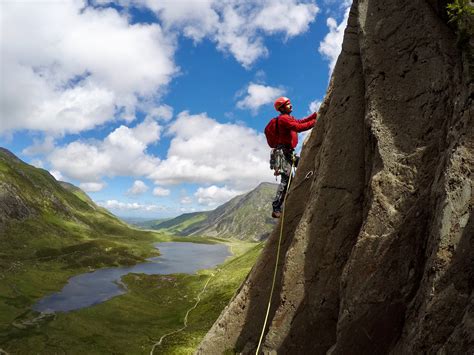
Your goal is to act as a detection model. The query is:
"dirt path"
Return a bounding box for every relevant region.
[150,271,218,355]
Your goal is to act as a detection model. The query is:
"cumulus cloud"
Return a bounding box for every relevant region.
[23,136,56,156]
[318,5,350,75]
[127,180,148,195]
[145,104,174,122]
[126,0,319,68]
[253,1,319,37]
[80,182,106,192]
[48,118,161,182]
[195,185,241,206]
[153,186,171,197]
[1,0,177,135]
[149,111,272,190]
[309,99,322,113]
[180,196,193,205]
[98,199,165,212]
[236,83,285,113]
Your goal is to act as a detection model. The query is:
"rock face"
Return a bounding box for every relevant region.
[198,0,472,353]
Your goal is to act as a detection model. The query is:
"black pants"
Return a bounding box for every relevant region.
[272,172,290,213]
[272,149,299,213]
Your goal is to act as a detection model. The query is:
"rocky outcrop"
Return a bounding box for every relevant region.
[198,0,472,353]
[0,182,36,225]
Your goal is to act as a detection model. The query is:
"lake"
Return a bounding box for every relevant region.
[33,241,231,313]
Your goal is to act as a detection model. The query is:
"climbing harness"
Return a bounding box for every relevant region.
[269,148,287,177]
[270,147,298,177]
[256,159,296,354]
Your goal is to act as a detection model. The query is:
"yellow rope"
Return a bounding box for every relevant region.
[256,159,295,354]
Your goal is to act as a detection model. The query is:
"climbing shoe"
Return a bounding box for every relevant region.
[272,211,281,218]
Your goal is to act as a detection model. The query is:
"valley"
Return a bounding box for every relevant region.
[1,235,260,354]
[0,149,265,354]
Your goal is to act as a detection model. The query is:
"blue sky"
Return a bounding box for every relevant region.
[0,0,350,218]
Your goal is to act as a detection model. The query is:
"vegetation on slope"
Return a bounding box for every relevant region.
[155,212,209,234]
[447,0,474,44]
[0,148,161,268]
[0,148,166,348]
[0,148,264,354]
[1,240,262,354]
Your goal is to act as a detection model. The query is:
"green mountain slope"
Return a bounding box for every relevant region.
[0,147,160,270]
[155,182,278,241]
[154,211,209,233]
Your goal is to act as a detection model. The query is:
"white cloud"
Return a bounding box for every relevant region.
[98,199,164,212]
[309,99,322,113]
[180,196,193,205]
[295,129,313,154]
[80,182,106,192]
[318,5,350,76]
[179,206,197,213]
[127,180,148,195]
[195,185,241,207]
[145,104,174,122]
[153,186,171,197]
[128,0,319,68]
[137,0,219,42]
[50,170,63,181]
[23,136,56,156]
[236,83,285,113]
[1,0,177,135]
[253,1,319,37]
[48,119,161,182]
[149,111,273,190]
[30,159,44,168]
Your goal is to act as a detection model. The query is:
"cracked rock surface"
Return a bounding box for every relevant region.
[197,0,473,353]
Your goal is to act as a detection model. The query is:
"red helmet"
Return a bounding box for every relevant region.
[274,96,291,111]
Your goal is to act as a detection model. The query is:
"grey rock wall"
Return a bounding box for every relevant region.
[197,0,472,353]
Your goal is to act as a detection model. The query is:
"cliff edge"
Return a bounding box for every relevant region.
[198,0,473,353]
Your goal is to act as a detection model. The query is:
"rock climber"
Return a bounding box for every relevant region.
[264,97,317,218]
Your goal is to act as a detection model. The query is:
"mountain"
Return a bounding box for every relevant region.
[154,182,278,241]
[0,148,158,269]
[198,1,472,353]
[120,216,172,229]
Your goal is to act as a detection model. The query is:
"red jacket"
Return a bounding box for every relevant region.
[275,112,317,148]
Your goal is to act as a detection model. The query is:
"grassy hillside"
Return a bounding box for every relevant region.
[0,148,263,354]
[0,240,262,354]
[155,212,209,234]
[0,148,160,266]
[0,148,169,346]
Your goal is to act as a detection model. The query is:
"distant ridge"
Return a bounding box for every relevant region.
[153,182,278,241]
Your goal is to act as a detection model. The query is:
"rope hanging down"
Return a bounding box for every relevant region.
[255,159,296,354]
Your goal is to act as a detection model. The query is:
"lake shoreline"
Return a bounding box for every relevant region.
[32,241,232,313]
